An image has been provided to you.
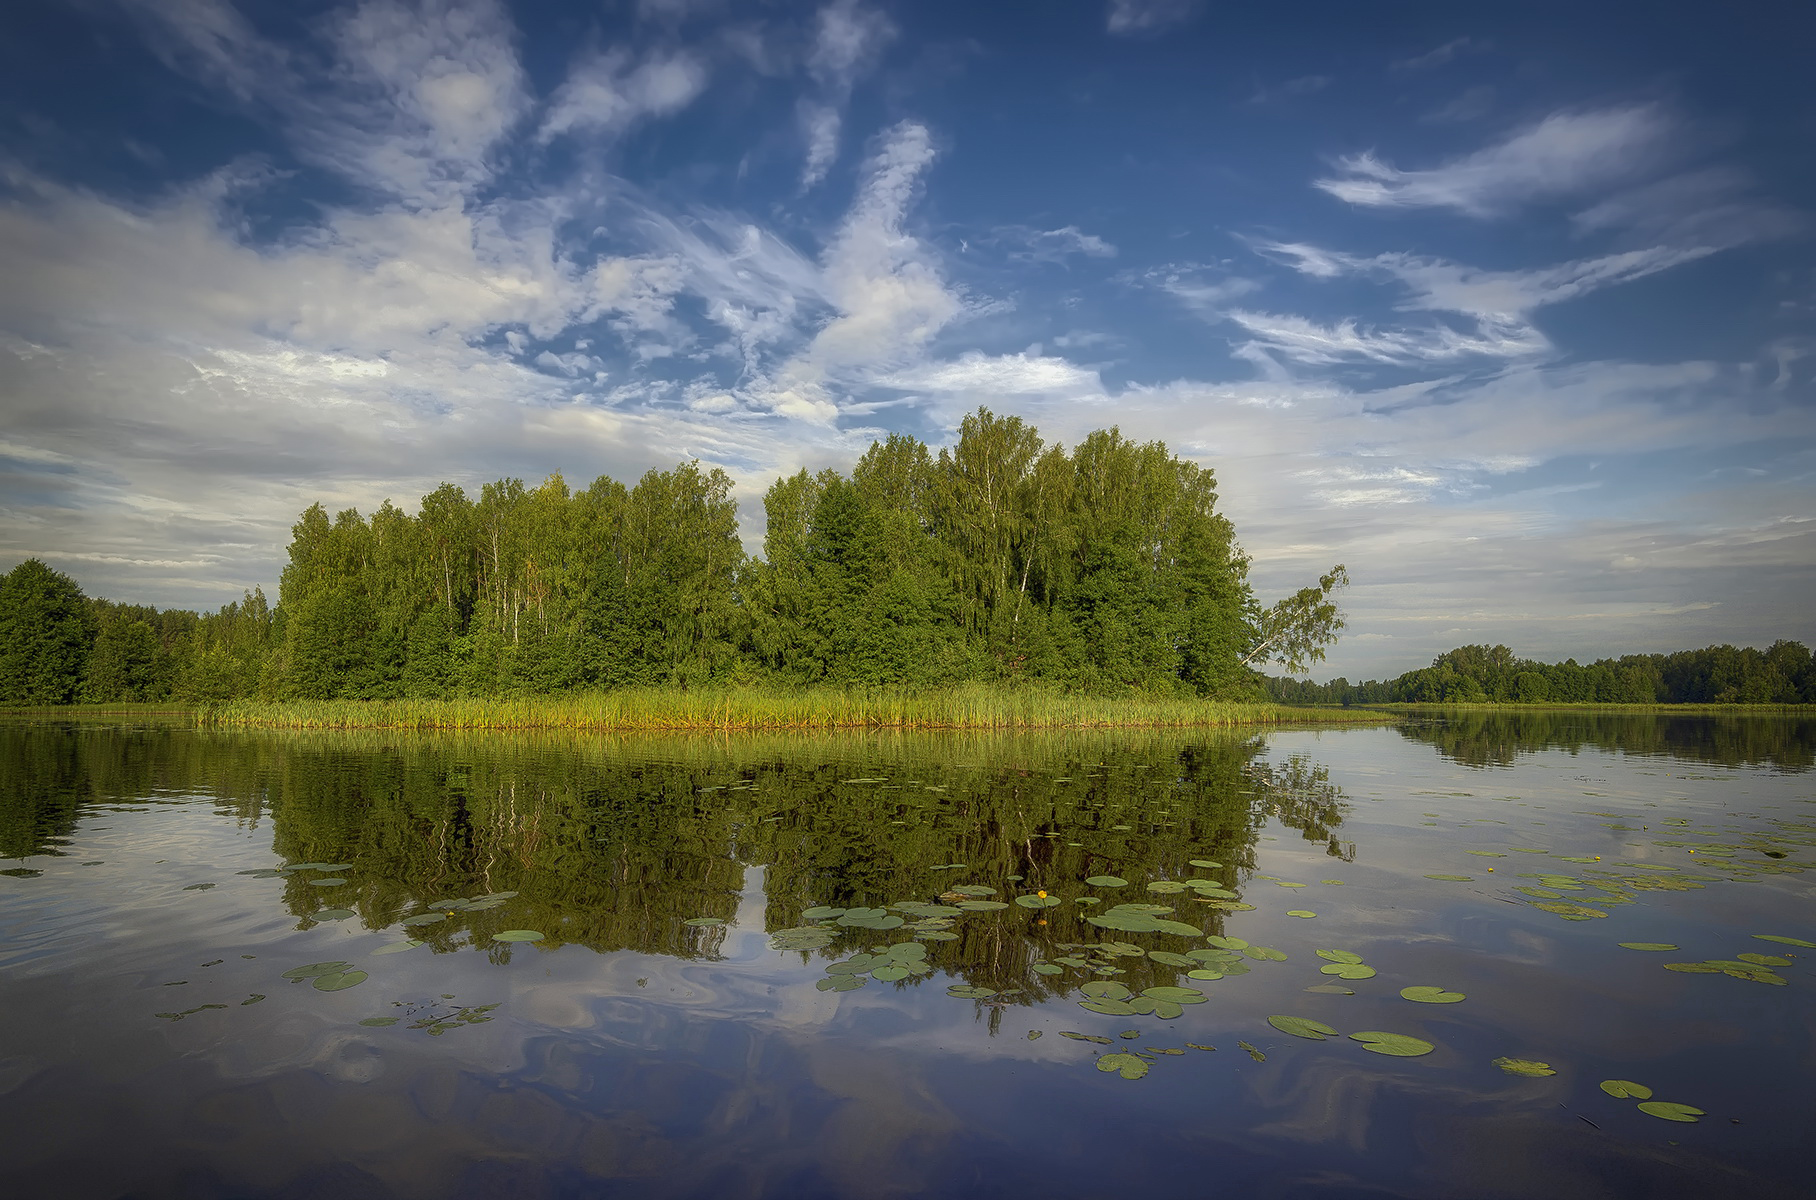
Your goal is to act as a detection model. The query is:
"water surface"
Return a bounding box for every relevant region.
[1,714,1811,1199]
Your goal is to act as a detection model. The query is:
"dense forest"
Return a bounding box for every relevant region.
[0,411,1350,706]
[1264,641,1816,706]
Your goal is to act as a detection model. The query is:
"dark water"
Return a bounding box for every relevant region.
[0,714,1811,1200]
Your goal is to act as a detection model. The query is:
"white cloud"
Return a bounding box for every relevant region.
[540,48,708,142]
[996,225,1118,264]
[1225,309,1547,365]
[797,1,895,188]
[875,351,1102,396]
[1315,105,1674,217]
[1391,37,1478,71]
[1106,0,1199,35]
[1137,263,1263,318]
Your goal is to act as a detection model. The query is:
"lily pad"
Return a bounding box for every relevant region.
[1080,981,1132,1000]
[1465,851,1508,857]
[870,965,911,982]
[1079,998,1138,1015]
[282,960,352,981]
[1205,936,1249,950]
[1095,1052,1149,1079]
[957,900,1010,911]
[1316,949,1364,965]
[1286,910,1317,918]
[1015,894,1062,908]
[1033,963,1064,975]
[946,985,997,999]
[1599,1079,1653,1099]
[1423,875,1473,882]
[309,909,355,921]
[802,906,846,920]
[1753,934,1816,948]
[1637,1101,1704,1123]
[1349,1031,1435,1057]
[1736,952,1790,966]
[1267,1015,1337,1040]
[359,1017,399,1027]
[1239,1041,1266,1062]
[311,969,368,992]
[683,917,726,927]
[1242,946,1287,962]
[1147,950,1195,968]
[493,930,545,942]
[308,878,348,888]
[1188,859,1222,868]
[1059,1031,1113,1044]
[1305,984,1356,995]
[1084,876,1128,888]
[371,940,424,955]
[1320,963,1376,980]
[948,885,998,897]
[1617,943,1679,951]
[1493,1057,1556,1077]
[401,913,447,926]
[1400,986,1466,1004]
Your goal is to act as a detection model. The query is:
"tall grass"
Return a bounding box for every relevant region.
[198,684,1394,732]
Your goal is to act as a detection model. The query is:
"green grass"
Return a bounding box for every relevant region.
[195,685,1396,732]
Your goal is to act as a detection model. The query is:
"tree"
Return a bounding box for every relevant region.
[0,560,94,704]
[1240,565,1350,676]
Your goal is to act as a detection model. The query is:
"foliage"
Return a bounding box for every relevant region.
[3,412,1354,705]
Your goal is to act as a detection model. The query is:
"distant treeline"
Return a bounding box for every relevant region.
[1264,642,1816,707]
[0,411,1350,706]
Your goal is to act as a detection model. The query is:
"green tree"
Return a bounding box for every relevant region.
[0,560,94,704]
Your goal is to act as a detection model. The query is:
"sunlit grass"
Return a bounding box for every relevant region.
[198,685,1395,732]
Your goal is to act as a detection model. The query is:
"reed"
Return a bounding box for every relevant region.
[196,685,1395,732]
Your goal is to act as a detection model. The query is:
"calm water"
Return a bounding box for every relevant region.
[1,713,1811,1200]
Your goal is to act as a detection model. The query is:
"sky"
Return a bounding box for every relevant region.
[1,0,1813,681]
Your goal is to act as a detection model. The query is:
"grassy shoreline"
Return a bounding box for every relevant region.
[1359,702,1812,716]
[180,687,1397,732]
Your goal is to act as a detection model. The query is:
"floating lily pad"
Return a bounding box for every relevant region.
[236,869,284,878]
[1493,1057,1556,1077]
[1400,986,1465,1004]
[683,917,726,927]
[359,1017,399,1027]
[1084,876,1128,888]
[1239,1041,1266,1062]
[1286,910,1317,918]
[957,900,1010,911]
[1142,986,1206,1003]
[870,965,911,982]
[308,878,348,888]
[1350,1031,1434,1057]
[1424,875,1473,882]
[802,906,846,920]
[1059,1031,1113,1044]
[1205,936,1249,950]
[817,975,864,992]
[1242,946,1287,962]
[493,930,545,942]
[1267,1015,1337,1040]
[1096,1052,1149,1079]
[1753,934,1816,948]
[946,985,997,999]
[1033,963,1064,975]
[1617,943,1679,951]
[1081,980,1132,1000]
[1465,851,1507,857]
[1305,984,1355,995]
[311,969,367,992]
[1079,998,1138,1015]
[282,960,352,981]
[1015,895,1062,908]
[1637,1101,1704,1123]
[1600,1079,1653,1099]
[1321,963,1376,980]
[1188,860,1222,868]
[1736,952,1790,967]
[371,940,424,955]
[1316,949,1364,965]
[948,885,998,897]
[401,913,446,926]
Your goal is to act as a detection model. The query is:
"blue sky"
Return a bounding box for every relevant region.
[1,0,1812,680]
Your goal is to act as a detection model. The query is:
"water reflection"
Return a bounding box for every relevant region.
[1395,709,1816,771]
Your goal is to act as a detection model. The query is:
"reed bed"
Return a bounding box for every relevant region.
[198,686,1395,732]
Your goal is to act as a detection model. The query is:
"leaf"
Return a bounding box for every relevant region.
[1079,998,1138,1015]
[957,900,1009,911]
[1033,963,1063,975]
[1320,963,1376,980]
[1141,986,1206,1003]
[371,940,423,955]
[1239,1041,1266,1062]
[1424,875,1473,882]
[1015,894,1062,908]
[1188,860,1222,868]
[1059,1031,1113,1044]
[1753,934,1816,948]
[1267,1015,1337,1040]
[683,917,726,927]
[1617,943,1679,951]
[282,960,352,981]
[1147,951,1195,967]
[307,878,348,888]
[1349,1031,1435,1057]
[1095,1052,1149,1079]
[1737,952,1791,967]
[1599,1079,1653,1099]
[1286,910,1317,918]
[802,906,846,920]
[870,965,911,982]
[1242,946,1287,962]
[1465,851,1507,857]
[309,909,355,921]
[946,985,997,999]
[1636,1101,1704,1123]
[1084,876,1128,888]
[359,1017,400,1027]
[1493,1057,1556,1077]
[1399,986,1465,1004]
[1305,984,1355,995]
[311,970,368,992]
[948,884,998,897]
[493,930,545,942]
[1316,949,1364,964]
[1080,980,1133,1000]
[1205,936,1249,950]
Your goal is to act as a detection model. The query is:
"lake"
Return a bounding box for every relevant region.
[1,712,1811,1200]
